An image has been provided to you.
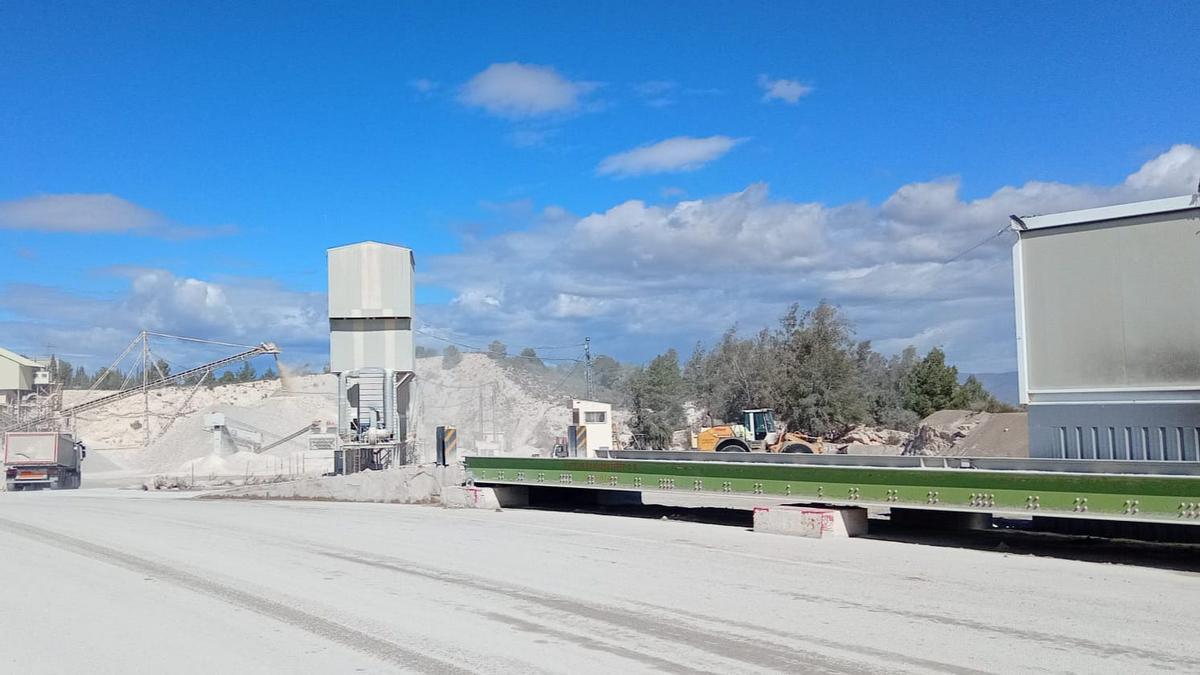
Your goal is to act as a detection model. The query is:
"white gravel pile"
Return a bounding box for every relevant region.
[65,352,599,477]
[414,352,573,457]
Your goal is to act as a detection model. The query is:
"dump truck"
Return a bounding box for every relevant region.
[690,408,824,453]
[3,431,85,491]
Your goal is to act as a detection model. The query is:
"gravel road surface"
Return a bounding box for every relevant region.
[0,488,1196,673]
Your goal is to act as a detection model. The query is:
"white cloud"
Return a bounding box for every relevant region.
[422,144,1200,373]
[633,80,677,96]
[0,269,326,369]
[632,80,678,107]
[597,135,744,177]
[0,193,234,239]
[757,74,813,104]
[409,78,438,94]
[459,62,597,119]
[9,146,1200,377]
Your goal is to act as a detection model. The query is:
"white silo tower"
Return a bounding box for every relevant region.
[327,241,416,472]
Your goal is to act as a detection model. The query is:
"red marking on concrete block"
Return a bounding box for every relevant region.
[753,505,867,538]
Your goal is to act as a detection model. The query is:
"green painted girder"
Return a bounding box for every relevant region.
[465,456,1200,524]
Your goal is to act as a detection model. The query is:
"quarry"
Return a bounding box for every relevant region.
[3,200,1200,674]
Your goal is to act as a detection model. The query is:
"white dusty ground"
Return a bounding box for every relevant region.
[1,488,1197,673]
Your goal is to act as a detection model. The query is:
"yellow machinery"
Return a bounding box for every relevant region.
[693,408,823,453]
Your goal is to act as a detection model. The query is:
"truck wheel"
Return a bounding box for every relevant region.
[781,442,815,453]
[716,440,750,452]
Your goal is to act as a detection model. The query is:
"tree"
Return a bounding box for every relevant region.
[234,360,256,383]
[592,355,622,390]
[49,356,75,387]
[904,347,959,419]
[517,347,544,368]
[153,358,171,380]
[415,345,437,358]
[442,345,462,369]
[857,343,920,431]
[626,349,685,449]
[261,367,278,380]
[487,340,507,360]
[72,365,88,388]
[769,302,868,437]
[92,368,125,390]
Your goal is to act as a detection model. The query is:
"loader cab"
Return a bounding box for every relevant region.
[742,409,777,442]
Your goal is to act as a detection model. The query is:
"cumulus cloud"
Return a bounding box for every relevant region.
[757,74,813,104]
[459,62,598,118]
[9,146,1200,377]
[423,144,1200,373]
[0,193,234,239]
[597,135,744,177]
[0,269,326,369]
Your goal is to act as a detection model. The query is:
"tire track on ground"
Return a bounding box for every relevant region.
[318,548,877,674]
[0,516,467,674]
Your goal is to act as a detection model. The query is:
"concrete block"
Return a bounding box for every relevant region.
[441,486,502,509]
[753,505,868,538]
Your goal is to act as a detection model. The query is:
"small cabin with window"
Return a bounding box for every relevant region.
[570,399,614,456]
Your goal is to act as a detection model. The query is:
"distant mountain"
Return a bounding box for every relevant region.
[964,371,1019,405]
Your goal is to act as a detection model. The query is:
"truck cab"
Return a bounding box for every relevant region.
[741,408,780,447]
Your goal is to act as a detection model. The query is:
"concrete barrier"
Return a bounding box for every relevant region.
[753,505,868,538]
[441,485,502,509]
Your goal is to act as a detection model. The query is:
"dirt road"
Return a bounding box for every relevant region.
[0,488,1196,673]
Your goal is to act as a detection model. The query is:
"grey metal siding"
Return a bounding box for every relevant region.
[1019,209,1200,391]
[1029,403,1200,461]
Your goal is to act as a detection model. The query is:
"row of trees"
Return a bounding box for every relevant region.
[625,302,1012,449]
[46,356,277,390]
[419,341,545,369]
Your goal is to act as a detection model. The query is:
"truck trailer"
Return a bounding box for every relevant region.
[3,432,85,491]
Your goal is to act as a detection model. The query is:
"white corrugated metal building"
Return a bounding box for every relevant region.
[1011,193,1200,460]
[0,346,46,405]
[327,241,415,374]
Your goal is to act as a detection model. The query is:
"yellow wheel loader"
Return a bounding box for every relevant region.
[692,408,824,453]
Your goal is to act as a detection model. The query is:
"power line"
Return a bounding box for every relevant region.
[414,329,583,363]
[941,225,1012,265]
[143,331,258,350]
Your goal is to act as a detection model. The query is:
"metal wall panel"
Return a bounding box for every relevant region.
[1029,402,1200,461]
[1019,209,1200,392]
[327,242,415,319]
[330,321,414,373]
[327,242,415,374]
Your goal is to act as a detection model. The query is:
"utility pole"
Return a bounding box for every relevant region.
[584,337,593,400]
[141,331,150,447]
[478,388,485,443]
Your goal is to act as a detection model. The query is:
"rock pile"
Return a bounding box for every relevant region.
[901,410,1028,457]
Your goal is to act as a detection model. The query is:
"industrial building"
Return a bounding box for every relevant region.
[1012,193,1200,460]
[327,241,416,472]
[0,346,49,406]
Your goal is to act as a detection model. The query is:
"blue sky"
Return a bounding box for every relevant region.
[2,1,1198,373]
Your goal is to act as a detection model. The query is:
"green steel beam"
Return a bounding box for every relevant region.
[465,456,1200,524]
